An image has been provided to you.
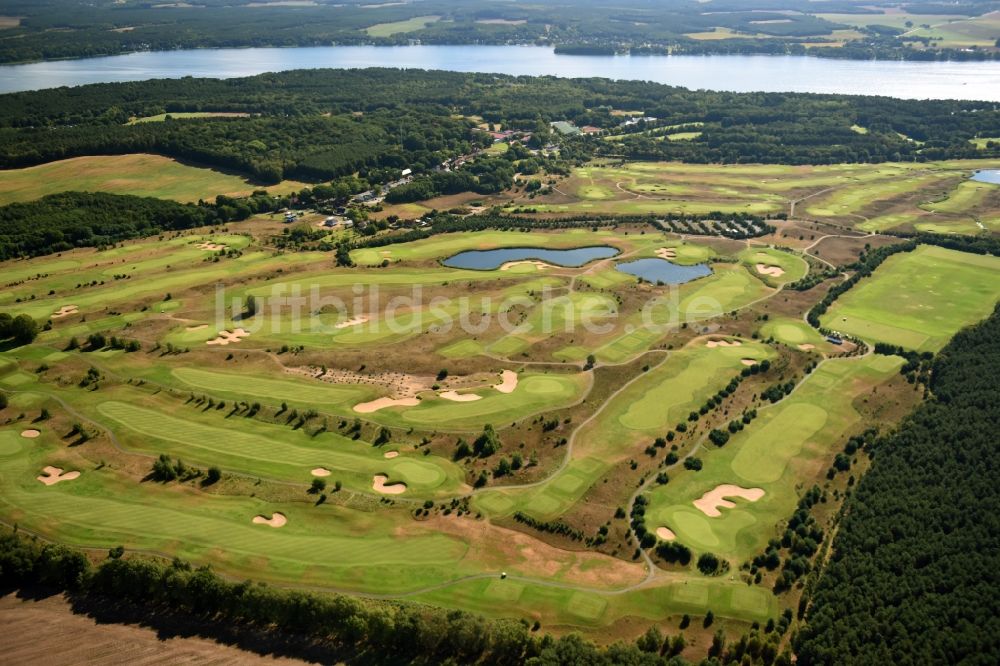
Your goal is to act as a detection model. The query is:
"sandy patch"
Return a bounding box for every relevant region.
[755,263,785,277]
[372,474,406,495]
[185,324,208,332]
[741,359,757,366]
[36,466,80,486]
[499,260,551,271]
[311,467,331,477]
[656,527,676,541]
[798,343,816,351]
[353,396,420,413]
[206,328,249,345]
[693,484,765,517]
[706,339,742,348]
[196,242,227,251]
[20,429,40,438]
[439,390,482,402]
[252,512,287,527]
[334,315,369,329]
[655,247,678,260]
[51,305,78,319]
[383,451,399,459]
[492,369,518,394]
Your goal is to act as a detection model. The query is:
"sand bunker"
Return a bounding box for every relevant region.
[383,451,399,459]
[372,475,406,495]
[206,328,250,346]
[196,242,227,251]
[741,359,757,367]
[335,315,369,329]
[693,484,765,518]
[706,339,742,348]
[353,396,420,413]
[51,305,78,319]
[439,390,482,402]
[252,512,287,528]
[36,466,80,486]
[492,369,518,394]
[656,527,676,541]
[311,467,331,477]
[798,343,816,351]
[20,429,40,439]
[655,247,678,260]
[499,260,551,271]
[755,263,785,278]
[185,324,208,332]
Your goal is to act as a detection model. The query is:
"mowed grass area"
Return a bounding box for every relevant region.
[497,160,1000,230]
[759,317,834,351]
[644,354,902,561]
[0,154,306,204]
[0,390,657,626]
[364,15,440,36]
[473,340,775,522]
[821,245,1000,351]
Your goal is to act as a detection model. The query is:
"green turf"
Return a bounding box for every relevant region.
[821,245,1000,351]
[0,154,304,204]
[473,340,774,522]
[645,354,901,560]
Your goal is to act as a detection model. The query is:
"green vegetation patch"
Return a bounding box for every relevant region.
[821,245,1000,351]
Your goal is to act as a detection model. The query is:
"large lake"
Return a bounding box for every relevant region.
[3,45,1000,100]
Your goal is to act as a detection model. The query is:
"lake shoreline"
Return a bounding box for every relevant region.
[2,45,1000,100]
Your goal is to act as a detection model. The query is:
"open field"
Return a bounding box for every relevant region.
[0,154,306,204]
[822,245,1000,351]
[364,15,440,36]
[0,219,995,637]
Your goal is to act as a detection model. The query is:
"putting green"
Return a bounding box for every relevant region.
[759,317,831,350]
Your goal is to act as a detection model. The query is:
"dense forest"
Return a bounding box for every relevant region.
[0,68,997,187]
[795,304,1000,664]
[0,0,995,64]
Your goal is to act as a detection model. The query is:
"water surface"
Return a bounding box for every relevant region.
[2,45,999,100]
[442,246,618,270]
[971,169,1000,184]
[616,258,712,284]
